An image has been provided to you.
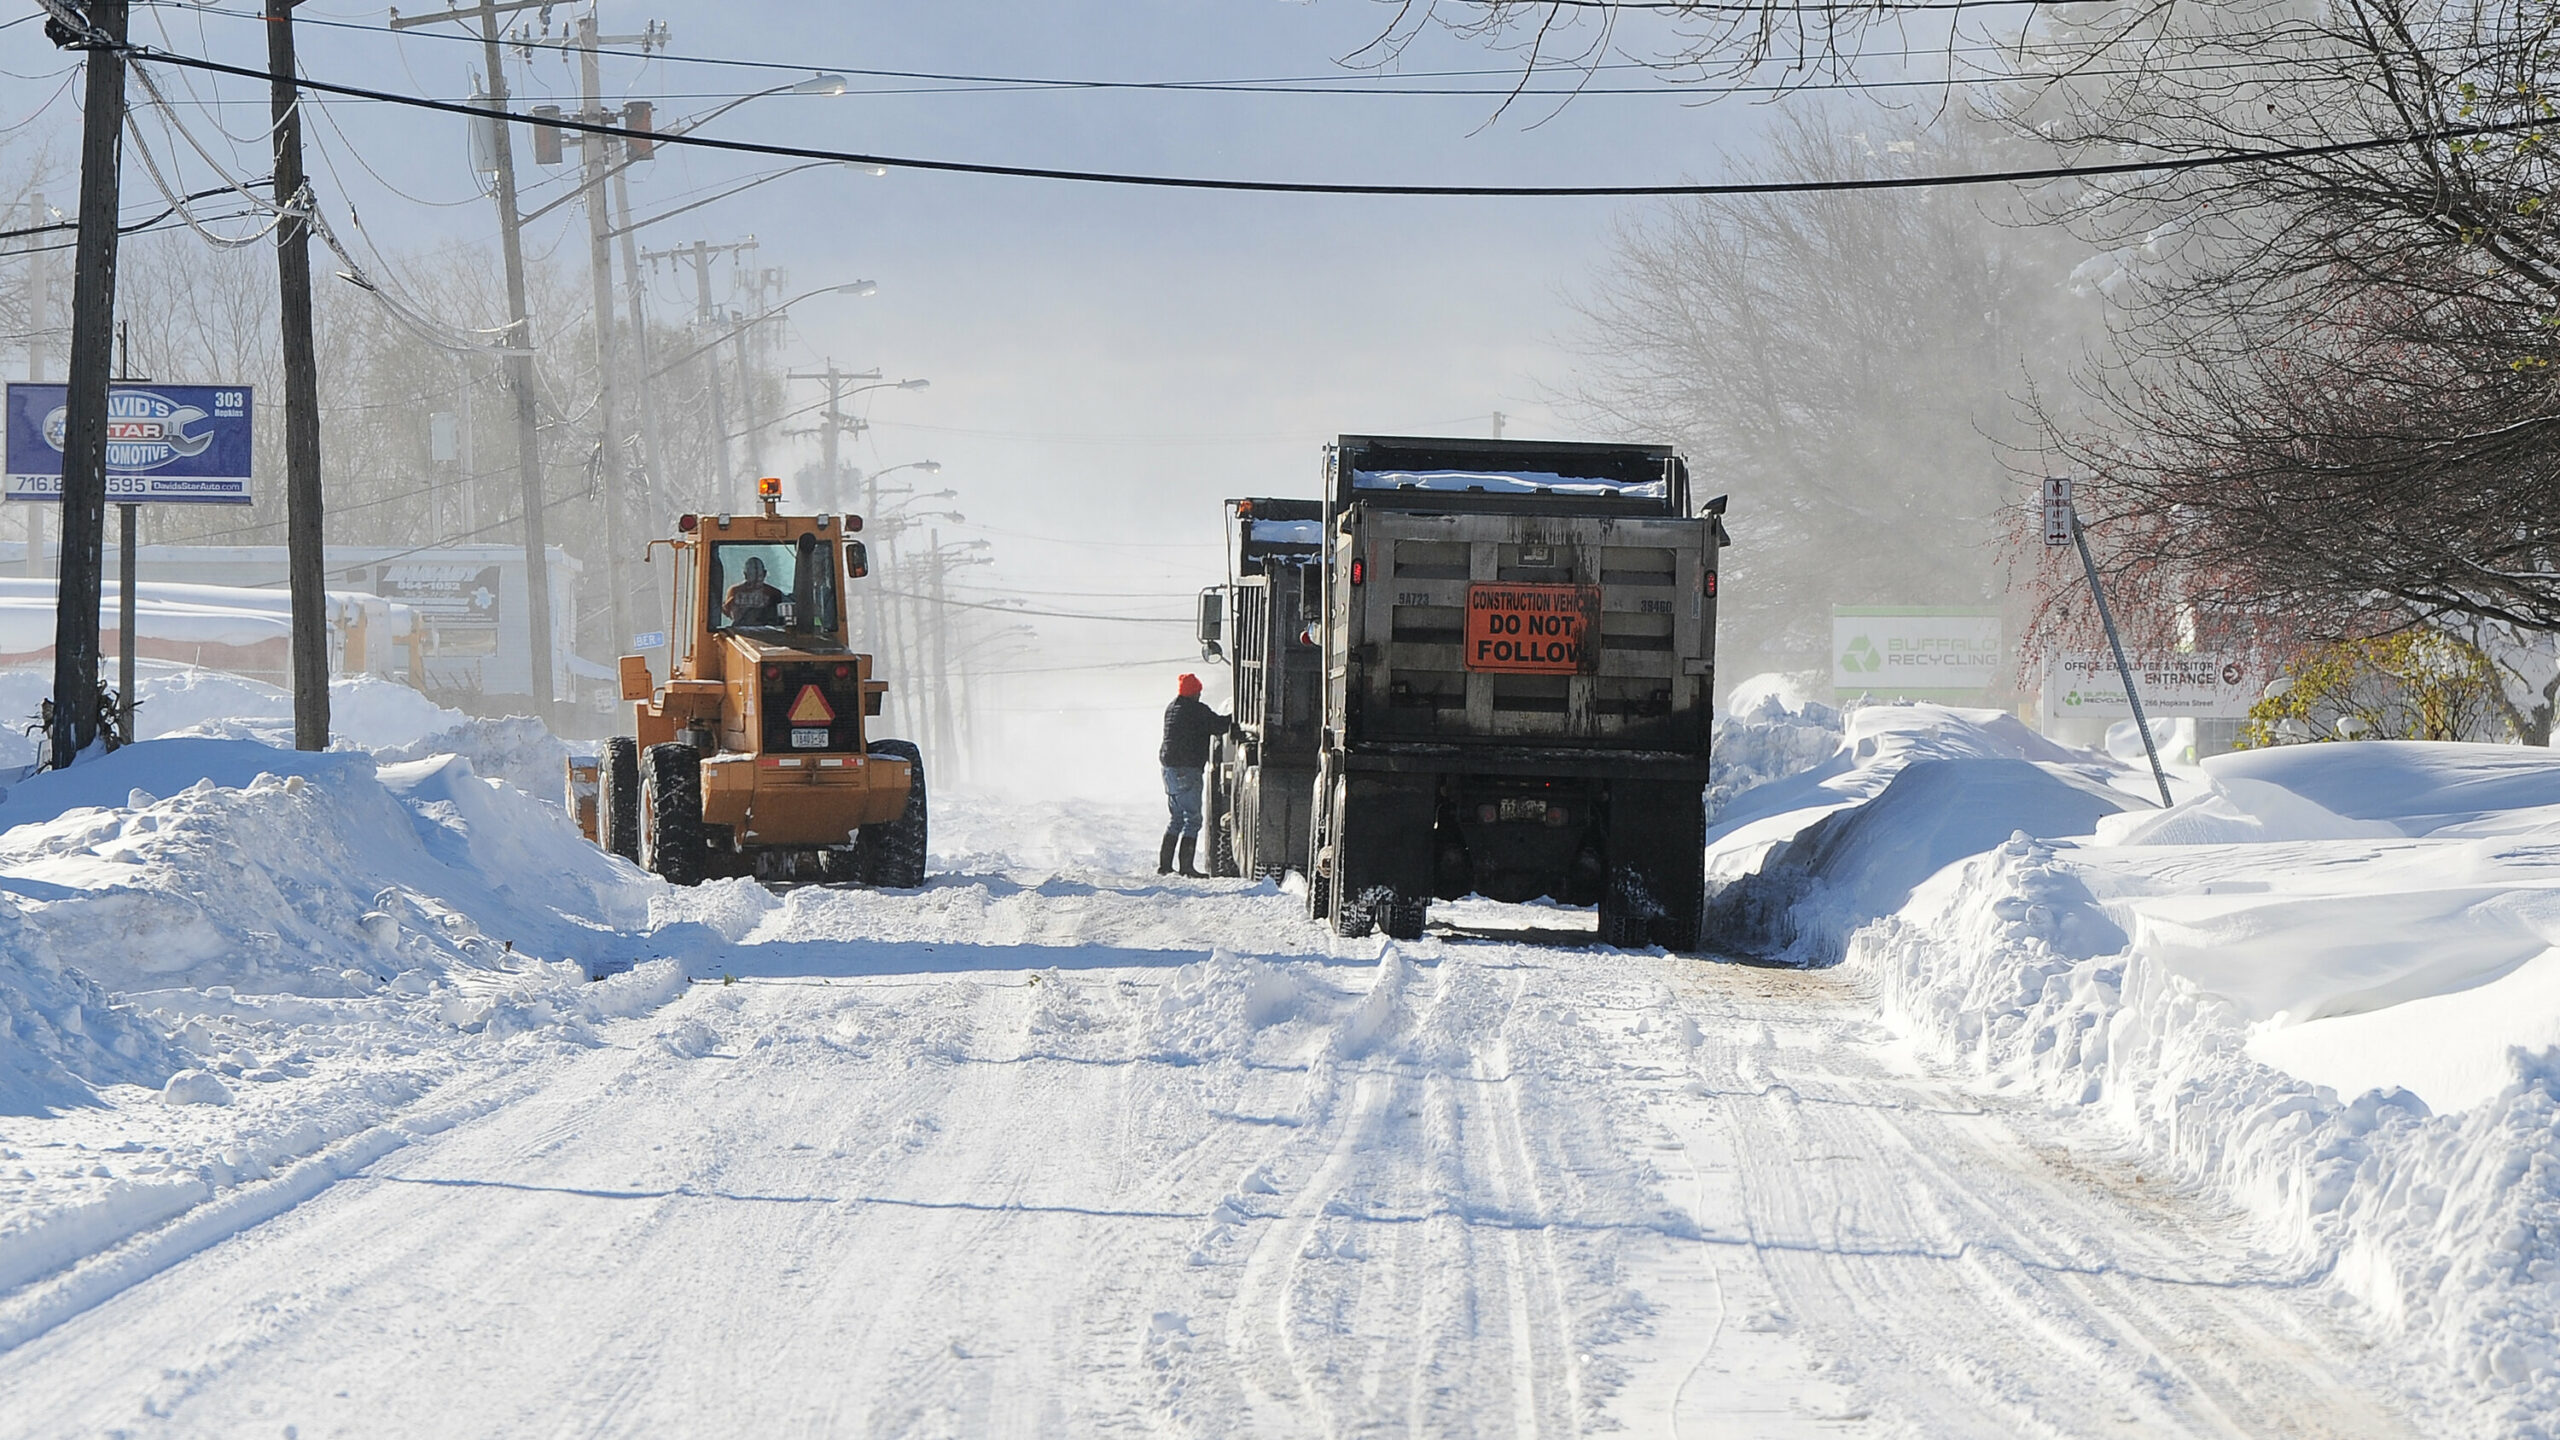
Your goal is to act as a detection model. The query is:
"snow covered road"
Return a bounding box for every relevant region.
[3,814,2414,1439]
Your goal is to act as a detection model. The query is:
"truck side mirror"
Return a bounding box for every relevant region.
[845,540,869,578]
[1197,586,1225,661]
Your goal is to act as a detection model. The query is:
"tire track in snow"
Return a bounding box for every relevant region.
[1475,971,1583,1440]
[1226,1065,1390,1437]
[1626,957,2412,1439]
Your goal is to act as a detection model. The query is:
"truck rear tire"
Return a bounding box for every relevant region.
[1597,786,1705,951]
[854,739,929,888]
[638,742,704,887]
[1206,739,1241,878]
[1381,893,1429,941]
[1305,771,1332,922]
[1328,775,1433,940]
[599,736,640,862]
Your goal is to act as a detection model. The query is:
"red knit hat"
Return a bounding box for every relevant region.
[1177,673,1203,697]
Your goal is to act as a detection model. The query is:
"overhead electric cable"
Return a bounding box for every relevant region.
[0,182,242,241]
[117,42,2560,199]
[168,1,2292,93]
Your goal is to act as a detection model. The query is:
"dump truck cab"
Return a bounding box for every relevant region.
[1196,497,1327,878]
[570,478,928,887]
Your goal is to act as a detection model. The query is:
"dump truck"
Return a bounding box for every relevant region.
[1305,435,1726,946]
[567,477,927,887]
[1195,497,1326,878]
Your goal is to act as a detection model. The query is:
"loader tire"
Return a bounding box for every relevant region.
[599,737,641,862]
[854,739,929,889]
[638,742,704,887]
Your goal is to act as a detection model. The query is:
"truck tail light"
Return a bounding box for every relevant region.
[1705,571,1718,597]
[1350,558,1365,586]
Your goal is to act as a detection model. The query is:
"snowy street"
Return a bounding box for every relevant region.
[2,803,2413,1438]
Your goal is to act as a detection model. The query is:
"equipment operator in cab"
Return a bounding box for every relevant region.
[1159,673,1225,877]
[724,556,785,628]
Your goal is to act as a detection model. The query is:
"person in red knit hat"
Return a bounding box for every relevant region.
[1158,672,1225,876]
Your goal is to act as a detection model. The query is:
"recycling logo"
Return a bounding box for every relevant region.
[1840,634,1882,674]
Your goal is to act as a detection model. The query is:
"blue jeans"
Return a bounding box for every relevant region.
[1163,766,1204,838]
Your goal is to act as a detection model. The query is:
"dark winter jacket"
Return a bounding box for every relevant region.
[1159,696,1224,768]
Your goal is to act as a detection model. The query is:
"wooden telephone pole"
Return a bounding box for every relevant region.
[388,0,557,721]
[48,0,128,766]
[268,0,328,750]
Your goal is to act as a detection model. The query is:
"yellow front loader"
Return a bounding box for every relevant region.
[567,478,926,886]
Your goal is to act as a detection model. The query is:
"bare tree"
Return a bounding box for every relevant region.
[1568,110,2097,683]
[2004,0,2560,736]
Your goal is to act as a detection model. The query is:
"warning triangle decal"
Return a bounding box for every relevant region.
[787,684,835,725]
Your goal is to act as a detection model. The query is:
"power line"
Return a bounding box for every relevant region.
[0,182,245,242]
[120,41,2558,199]
[871,587,1189,623]
[190,1,2053,78]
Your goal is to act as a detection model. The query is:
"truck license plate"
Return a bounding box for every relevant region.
[1464,582,1601,674]
[791,727,829,749]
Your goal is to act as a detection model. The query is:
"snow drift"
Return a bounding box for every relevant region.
[1703,699,2146,959]
[1709,701,2560,1434]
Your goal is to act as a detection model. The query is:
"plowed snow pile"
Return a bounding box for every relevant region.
[0,672,698,1341]
[1714,700,2560,1434]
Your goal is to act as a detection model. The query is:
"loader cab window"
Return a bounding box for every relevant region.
[709,540,839,636]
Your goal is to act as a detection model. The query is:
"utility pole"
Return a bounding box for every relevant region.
[391,0,557,721]
[22,192,50,579]
[733,265,778,490]
[785,360,876,508]
[268,0,328,751]
[50,0,128,765]
[929,528,949,770]
[571,10,628,659]
[609,165,667,643]
[641,237,755,502]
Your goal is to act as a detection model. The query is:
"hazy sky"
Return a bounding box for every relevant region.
[4,1,1786,794]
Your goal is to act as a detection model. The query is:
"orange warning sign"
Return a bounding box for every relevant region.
[1464,582,1601,674]
[786,684,836,725]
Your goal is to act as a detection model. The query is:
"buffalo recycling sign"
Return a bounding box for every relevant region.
[5,382,254,504]
[1831,608,2005,694]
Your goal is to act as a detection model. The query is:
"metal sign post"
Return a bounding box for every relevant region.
[2047,478,2174,808]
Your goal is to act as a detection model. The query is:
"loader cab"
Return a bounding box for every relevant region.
[709,539,841,637]
[665,499,869,684]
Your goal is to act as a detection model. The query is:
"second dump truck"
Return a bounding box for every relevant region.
[1304,434,1725,947]
[1196,497,1326,879]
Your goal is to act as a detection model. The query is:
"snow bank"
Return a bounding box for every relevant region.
[0,666,484,773]
[0,739,646,999]
[1702,701,2143,959]
[1723,733,2560,1435]
[0,718,700,1323]
[1707,677,1840,823]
